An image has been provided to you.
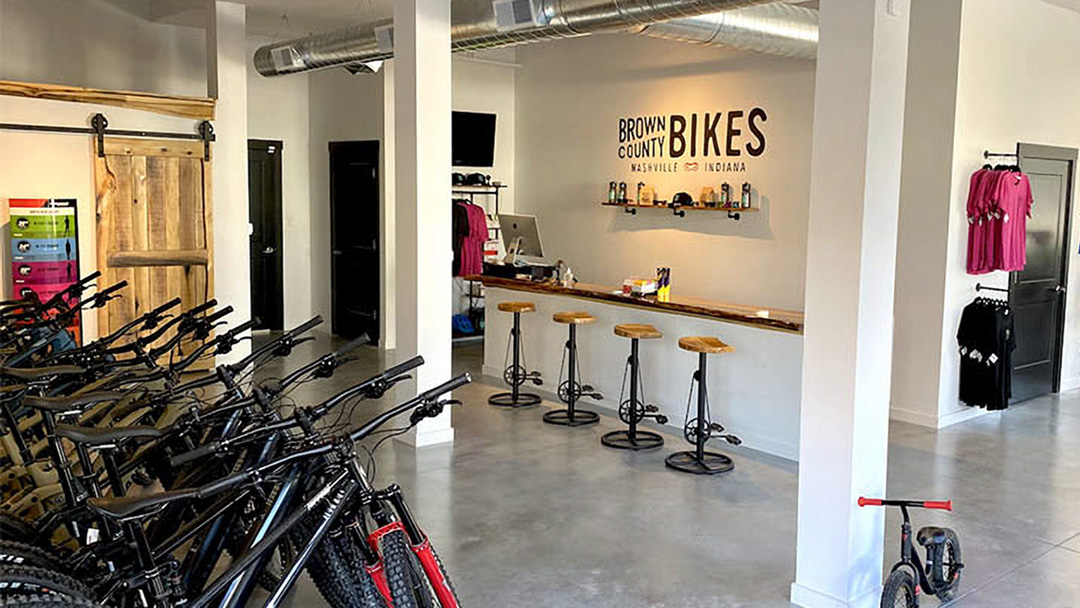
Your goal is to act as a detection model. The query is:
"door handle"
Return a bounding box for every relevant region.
[332,250,343,256]
[1054,285,1066,294]
[262,246,276,254]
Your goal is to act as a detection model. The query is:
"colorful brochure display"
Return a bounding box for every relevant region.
[9,199,81,343]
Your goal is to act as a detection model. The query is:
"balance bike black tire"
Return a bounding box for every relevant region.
[931,528,963,602]
[880,569,917,608]
[380,530,437,608]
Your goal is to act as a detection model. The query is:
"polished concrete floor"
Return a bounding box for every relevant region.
[253,336,1080,607]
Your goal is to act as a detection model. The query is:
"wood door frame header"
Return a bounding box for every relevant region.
[0,80,215,121]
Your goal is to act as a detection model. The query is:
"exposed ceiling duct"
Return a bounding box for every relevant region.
[637,2,818,59]
[254,0,818,77]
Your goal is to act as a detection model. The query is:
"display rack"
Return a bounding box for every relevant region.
[601,201,758,220]
[453,183,507,340]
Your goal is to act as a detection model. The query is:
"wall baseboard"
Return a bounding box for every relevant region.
[890,400,992,429]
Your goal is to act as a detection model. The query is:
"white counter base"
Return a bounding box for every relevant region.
[482,286,804,461]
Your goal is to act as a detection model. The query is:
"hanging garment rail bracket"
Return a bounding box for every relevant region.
[0,112,215,160]
[975,282,1009,294]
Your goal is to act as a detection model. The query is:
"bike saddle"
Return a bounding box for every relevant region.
[87,488,198,520]
[0,365,85,381]
[916,526,947,546]
[23,391,127,414]
[55,423,164,447]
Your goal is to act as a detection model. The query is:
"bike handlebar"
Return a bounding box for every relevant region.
[858,497,953,511]
[335,334,370,358]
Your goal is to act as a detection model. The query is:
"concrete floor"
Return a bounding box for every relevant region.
[252,336,1080,607]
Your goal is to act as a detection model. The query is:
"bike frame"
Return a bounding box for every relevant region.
[889,504,938,598]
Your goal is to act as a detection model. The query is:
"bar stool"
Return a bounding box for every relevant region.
[544,311,602,426]
[666,336,742,475]
[488,301,543,408]
[601,323,667,450]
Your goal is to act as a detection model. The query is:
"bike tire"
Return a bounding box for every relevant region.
[0,541,66,572]
[0,565,91,602]
[880,569,917,608]
[425,542,460,607]
[931,529,962,601]
[380,530,436,608]
[289,515,386,608]
[0,594,104,608]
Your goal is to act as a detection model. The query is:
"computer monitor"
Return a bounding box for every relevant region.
[498,214,544,264]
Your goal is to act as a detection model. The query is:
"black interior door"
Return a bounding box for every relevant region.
[1012,145,1075,402]
[248,140,284,330]
[329,141,380,341]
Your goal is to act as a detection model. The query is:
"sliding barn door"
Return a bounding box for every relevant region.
[94,138,214,366]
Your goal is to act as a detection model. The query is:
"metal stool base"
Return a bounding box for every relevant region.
[488,392,541,408]
[601,429,664,451]
[665,451,734,475]
[543,408,600,427]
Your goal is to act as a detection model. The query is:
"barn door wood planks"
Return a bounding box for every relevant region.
[94,138,214,366]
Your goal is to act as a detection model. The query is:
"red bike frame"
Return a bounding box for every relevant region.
[368,521,460,608]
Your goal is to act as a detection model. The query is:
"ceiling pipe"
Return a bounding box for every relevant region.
[637,2,818,59]
[254,0,818,77]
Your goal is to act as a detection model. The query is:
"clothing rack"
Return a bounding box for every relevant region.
[983,150,1018,160]
[975,283,1009,294]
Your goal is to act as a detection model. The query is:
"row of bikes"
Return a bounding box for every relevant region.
[0,272,465,608]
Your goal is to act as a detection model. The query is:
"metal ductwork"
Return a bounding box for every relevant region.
[637,2,818,59]
[254,0,817,77]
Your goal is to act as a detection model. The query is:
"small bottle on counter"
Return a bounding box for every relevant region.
[636,182,645,206]
[618,181,628,204]
[608,181,618,204]
[741,182,752,209]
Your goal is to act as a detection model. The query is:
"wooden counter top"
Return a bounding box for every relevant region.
[467,275,804,335]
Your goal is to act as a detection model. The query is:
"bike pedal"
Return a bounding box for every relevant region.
[531,379,544,386]
[581,384,594,392]
[710,422,725,433]
[723,435,742,446]
[644,405,658,413]
[655,415,669,424]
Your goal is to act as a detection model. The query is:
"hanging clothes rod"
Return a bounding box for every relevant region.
[975,283,1009,294]
[983,150,1018,159]
[0,113,214,159]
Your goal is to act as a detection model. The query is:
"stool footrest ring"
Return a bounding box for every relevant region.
[542,408,600,427]
[665,451,735,475]
[488,392,542,408]
[601,430,664,451]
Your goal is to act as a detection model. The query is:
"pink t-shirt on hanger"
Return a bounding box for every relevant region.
[993,171,1033,271]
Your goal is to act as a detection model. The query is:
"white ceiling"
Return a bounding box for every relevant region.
[132,0,1080,39]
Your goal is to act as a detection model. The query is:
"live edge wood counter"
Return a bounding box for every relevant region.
[466,275,804,335]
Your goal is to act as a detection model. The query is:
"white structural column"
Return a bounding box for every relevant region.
[206,0,251,363]
[393,0,454,446]
[790,1,910,607]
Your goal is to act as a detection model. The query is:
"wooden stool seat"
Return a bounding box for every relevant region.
[497,301,536,313]
[553,311,596,325]
[614,323,662,340]
[678,336,735,354]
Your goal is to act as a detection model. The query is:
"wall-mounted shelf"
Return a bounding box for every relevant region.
[601,201,758,220]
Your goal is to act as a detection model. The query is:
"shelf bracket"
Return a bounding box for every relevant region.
[727,211,741,220]
[671,206,686,218]
[624,207,637,215]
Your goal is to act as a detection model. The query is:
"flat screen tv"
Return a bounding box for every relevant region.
[452,111,496,167]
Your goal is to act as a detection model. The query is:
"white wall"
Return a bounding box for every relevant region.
[0,0,206,96]
[305,55,518,335]
[515,34,816,311]
[891,0,964,427]
[247,35,313,328]
[307,67,386,326]
[893,0,1080,427]
[942,0,1080,409]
